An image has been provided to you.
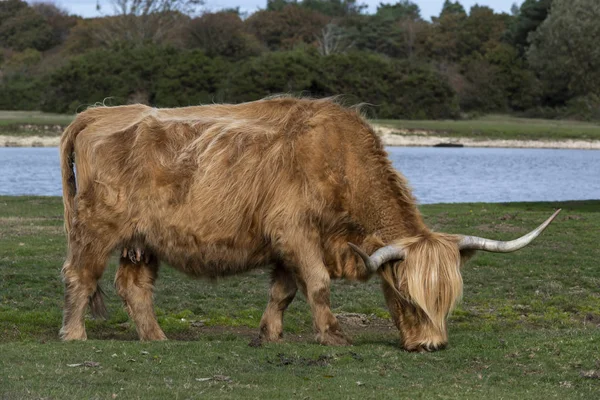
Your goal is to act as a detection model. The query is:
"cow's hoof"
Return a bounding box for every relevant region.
[316,330,351,346]
[59,328,87,341]
[404,341,447,352]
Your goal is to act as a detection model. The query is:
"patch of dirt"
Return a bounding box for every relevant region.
[583,313,600,327]
[427,212,452,231]
[566,214,585,221]
[336,312,370,327]
[499,213,518,221]
[87,313,396,344]
[475,223,524,234]
[580,370,600,379]
[267,353,333,367]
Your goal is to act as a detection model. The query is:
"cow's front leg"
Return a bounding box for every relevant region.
[290,249,350,346]
[259,263,298,342]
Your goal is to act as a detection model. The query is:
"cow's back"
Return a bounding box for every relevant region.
[69,98,375,275]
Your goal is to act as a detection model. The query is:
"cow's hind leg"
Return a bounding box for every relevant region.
[258,263,298,342]
[60,239,112,341]
[115,251,166,341]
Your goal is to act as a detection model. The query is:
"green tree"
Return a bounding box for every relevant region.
[528,0,600,104]
[92,0,202,46]
[300,0,366,17]
[426,11,465,62]
[456,6,510,59]
[0,0,55,51]
[267,0,295,11]
[187,11,262,59]
[440,0,466,16]
[376,0,420,20]
[30,3,77,48]
[244,5,329,51]
[342,2,427,60]
[508,0,552,54]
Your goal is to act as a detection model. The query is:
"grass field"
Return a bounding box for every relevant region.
[1,197,599,398]
[0,111,74,138]
[375,114,600,141]
[0,111,74,126]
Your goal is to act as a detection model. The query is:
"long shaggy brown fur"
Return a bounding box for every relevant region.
[58,96,464,350]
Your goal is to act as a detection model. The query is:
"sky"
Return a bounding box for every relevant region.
[52,0,521,19]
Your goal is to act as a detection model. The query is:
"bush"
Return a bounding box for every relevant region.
[42,45,230,113]
[562,94,600,121]
[29,45,457,120]
[223,48,320,102]
[224,49,459,119]
[0,74,47,110]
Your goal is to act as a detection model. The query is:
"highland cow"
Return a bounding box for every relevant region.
[59,97,559,351]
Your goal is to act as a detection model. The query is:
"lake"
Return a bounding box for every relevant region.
[0,147,598,204]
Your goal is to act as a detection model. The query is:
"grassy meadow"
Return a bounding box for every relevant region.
[0,111,74,138]
[2,110,600,142]
[1,196,599,398]
[375,114,600,141]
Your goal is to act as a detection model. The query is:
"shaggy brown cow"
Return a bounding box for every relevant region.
[59,97,559,351]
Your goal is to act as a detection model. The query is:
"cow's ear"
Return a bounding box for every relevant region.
[459,249,476,266]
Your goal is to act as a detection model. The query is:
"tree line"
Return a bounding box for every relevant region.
[0,0,598,120]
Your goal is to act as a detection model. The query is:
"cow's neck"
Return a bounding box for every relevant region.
[346,137,428,244]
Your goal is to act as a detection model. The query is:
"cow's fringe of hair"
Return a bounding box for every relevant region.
[380,233,463,331]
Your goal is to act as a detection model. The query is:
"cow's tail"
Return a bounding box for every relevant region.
[60,112,109,319]
[60,114,88,234]
[89,285,108,319]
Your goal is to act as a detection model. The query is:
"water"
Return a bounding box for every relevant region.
[0,147,62,198]
[387,147,600,204]
[0,147,599,204]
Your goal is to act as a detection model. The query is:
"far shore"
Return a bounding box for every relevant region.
[2,125,600,150]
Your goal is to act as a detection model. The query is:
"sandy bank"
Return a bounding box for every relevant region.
[2,127,600,150]
[1,135,61,147]
[373,127,600,150]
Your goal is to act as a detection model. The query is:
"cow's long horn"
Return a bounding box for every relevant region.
[458,209,561,252]
[348,243,406,272]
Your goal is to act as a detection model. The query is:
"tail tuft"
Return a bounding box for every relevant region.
[89,285,109,320]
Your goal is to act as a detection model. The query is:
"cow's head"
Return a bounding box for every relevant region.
[349,210,560,352]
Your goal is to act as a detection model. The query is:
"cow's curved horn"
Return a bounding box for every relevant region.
[458,209,561,252]
[348,242,406,272]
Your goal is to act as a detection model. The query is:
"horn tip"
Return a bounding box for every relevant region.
[348,242,358,250]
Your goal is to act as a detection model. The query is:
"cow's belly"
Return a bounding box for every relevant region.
[143,218,273,278]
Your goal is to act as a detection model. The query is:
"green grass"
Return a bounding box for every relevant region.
[2,110,600,141]
[0,111,74,137]
[374,114,600,141]
[0,110,74,126]
[1,197,599,398]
